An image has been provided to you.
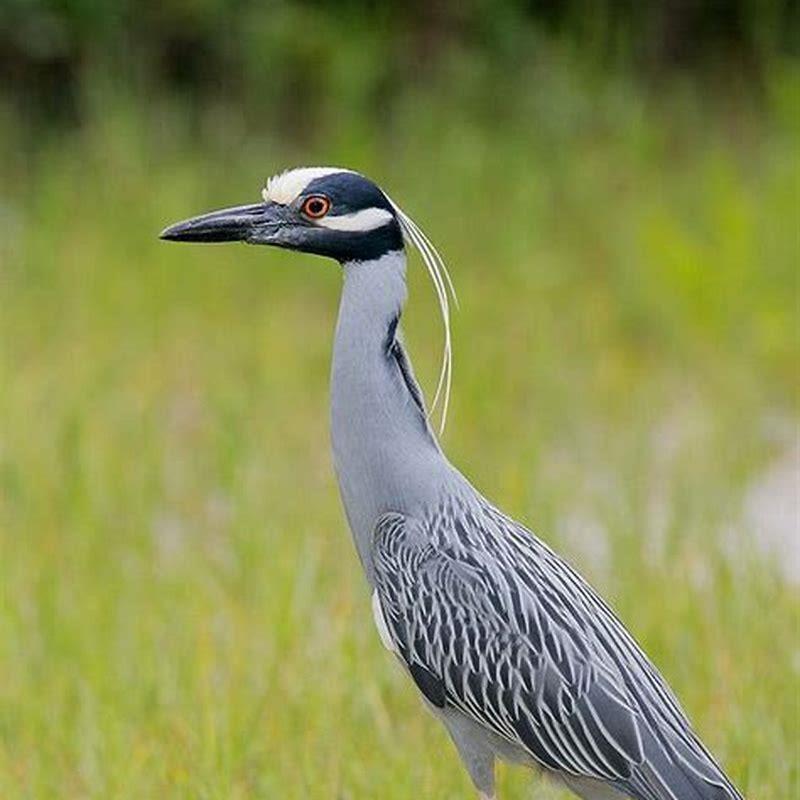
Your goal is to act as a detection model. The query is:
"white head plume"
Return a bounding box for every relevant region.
[262,167,350,205]
[386,196,458,435]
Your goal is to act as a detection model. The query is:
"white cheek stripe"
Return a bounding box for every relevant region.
[316,207,394,232]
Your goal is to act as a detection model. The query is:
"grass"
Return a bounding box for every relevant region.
[0,61,798,798]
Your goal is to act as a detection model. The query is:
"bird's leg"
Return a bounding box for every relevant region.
[438,708,497,799]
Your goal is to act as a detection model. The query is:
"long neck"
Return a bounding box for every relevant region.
[330,250,454,580]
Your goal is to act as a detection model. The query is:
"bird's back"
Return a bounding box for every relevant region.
[373,488,743,800]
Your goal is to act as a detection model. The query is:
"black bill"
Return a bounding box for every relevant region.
[160,202,284,243]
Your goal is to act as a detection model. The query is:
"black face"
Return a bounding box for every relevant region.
[160,170,405,263]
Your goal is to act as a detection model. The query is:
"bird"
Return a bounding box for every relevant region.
[161,167,744,800]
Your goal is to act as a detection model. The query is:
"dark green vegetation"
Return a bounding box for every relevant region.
[1,4,798,798]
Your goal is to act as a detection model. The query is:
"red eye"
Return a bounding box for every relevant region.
[301,195,331,219]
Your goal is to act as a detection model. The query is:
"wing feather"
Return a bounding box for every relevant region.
[371,506,743,799]
[372,512,640,783]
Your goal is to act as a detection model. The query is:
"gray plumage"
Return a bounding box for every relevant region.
[161,167,745,800]
[333,252,742,800]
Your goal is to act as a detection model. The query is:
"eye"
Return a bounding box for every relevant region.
[301,195,331,219]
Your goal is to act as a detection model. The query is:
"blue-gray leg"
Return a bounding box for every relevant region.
[438,707,496,798]
[560,774,629,799]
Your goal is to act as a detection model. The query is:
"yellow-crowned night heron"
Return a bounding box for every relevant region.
[161,167,743,800]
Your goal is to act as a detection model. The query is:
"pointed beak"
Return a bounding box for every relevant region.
[160,202,286,243]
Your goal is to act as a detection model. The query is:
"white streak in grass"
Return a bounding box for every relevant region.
[743,434,800,583]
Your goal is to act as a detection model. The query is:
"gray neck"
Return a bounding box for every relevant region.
[330,250,455,582]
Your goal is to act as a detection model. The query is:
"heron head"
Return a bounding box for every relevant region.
[160,166,457,431]
[160,167,405,263]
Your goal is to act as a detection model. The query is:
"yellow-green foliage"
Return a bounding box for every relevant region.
[0,62,797,799]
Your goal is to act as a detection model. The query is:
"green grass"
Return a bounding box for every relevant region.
[0,63,798,798]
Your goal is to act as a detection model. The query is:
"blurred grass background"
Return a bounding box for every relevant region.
[0,2,798,798]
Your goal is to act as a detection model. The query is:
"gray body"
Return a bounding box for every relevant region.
[332,253,741,800]
[161,168,744,799]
